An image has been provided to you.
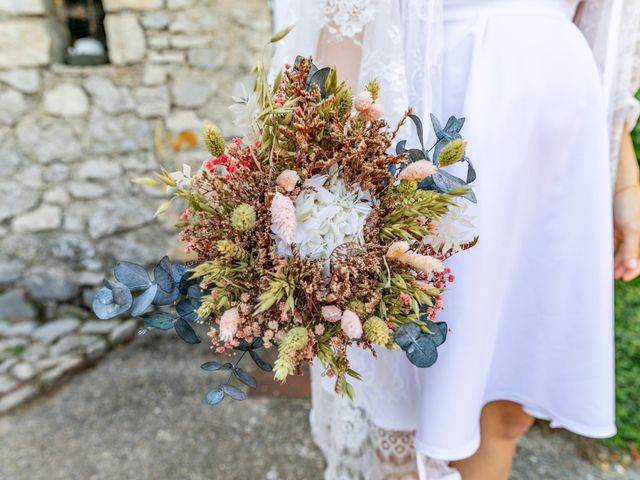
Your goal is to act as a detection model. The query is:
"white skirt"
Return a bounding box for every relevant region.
[312,0,616,464]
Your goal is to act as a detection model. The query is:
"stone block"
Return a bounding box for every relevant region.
[0,69,40,94]
[44,83,89,117]
[0,89,25,125]
[12,205,62,233]
[32,318,80,344]
[0,0,45,15]
[103,0,163,11]
[0,20,51,68]
[105,14,146,65]
[0,290,36,323]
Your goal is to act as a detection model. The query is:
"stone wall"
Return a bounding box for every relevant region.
[0,0,272,323]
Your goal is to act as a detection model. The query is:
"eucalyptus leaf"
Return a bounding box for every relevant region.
[114,261,151,291]
[409,114,424,149]
[131,284,158,317]
[177,299,198,322]
[174,317,200,344]
[205,387,225,405]
[179,271,197,295]
[171,264,187,284]
[233,367,257,389]
[92,286,132,320]
[395,323,421,350]
[220,384,246,401]
[466,159,477,184]
[308,67,332,97]
[187,284,202,309]
[154,257,174,293]
[395,140,407,154]
[405,334,438,368]
[444,115,465,134]
[249,350,273,372]
[201,361,233,372]
[236,337,263,351]
[152,286,179,306]
[430,113,443,138]
[424,320,447,347]
[108,281,132,306]
[408,149,426,162]
[141,311,175,330]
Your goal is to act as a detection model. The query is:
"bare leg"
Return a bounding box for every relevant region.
[451,401,534,480]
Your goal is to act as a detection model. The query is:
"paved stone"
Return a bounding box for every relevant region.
[10,362,35,381]
[32,318,80,344]
[0,375,17,394]
[49,335,96,357]
[0,384,37,414]
[39,355,83,387]
[4,322,36,337]
[108,319,137,344]
[80,321,120,336]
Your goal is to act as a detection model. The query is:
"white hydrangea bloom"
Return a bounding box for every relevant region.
[274,174,373,265]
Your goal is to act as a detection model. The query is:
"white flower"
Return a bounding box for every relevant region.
[429,203,475,253]
[229,83,258,141]
[273,174,373,266]
[168,164,192,193]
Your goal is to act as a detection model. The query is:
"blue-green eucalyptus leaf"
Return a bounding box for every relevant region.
[409,114,424,149]
[405,334,438,368]
[177,298,198,322]
[220,384,246,401]
[233,367,257,389]
[466,159,477,184]
[174,317,200,344]
[201,361,233,371]
[114,261,151,291]
[152,285,179,306]
[394,323,421,350]
[205,387,225,405]
[423,319,447,347]
[92,286,132,320]
[131,284,158,317]
[141,311,175,330]
[395,140,407,154]
[171,264,187,283]
[154,256,175,293]
[249,350,273,372]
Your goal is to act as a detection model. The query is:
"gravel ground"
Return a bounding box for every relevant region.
[0,330,637,480]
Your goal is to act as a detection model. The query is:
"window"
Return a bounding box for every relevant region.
[52,0,109,66]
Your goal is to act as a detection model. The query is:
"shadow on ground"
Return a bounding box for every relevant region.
[0,331,637,480]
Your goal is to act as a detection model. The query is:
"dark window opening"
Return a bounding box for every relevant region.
[53,0,109,66]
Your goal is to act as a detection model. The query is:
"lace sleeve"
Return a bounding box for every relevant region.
[575,0,640,180]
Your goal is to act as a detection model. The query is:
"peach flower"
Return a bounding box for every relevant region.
[219,307,240,342]
[386,241,411,261]
[321,305,342,323]
[276,169,300,193]
[354,91,373,111]
[341,310,363,339]
[360,103,384,122]
[398,160,438,181]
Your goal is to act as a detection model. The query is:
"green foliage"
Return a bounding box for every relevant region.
[606,98,640,451]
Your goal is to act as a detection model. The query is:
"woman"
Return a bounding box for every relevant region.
[272,1,640,478]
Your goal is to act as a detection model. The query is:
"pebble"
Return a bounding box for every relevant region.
[5,321,37,337]
[40,356,83,388]
[109,320,137,345]
[0,384,37,414]
[80,320,120,336]
[10,362,35,381]
[50,335,97,357]
[0,375,18,395]
[32,318,80,344]
[85,339,107,362]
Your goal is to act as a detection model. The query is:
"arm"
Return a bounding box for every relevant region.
[614,125,640,281]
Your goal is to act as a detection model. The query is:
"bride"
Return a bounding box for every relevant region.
[272,1,640,479]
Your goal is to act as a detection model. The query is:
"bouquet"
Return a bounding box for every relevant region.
[92,40,477,405]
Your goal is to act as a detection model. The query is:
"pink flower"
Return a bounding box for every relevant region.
[276,169,300,193]
[360,103,384,122]
[270,192,296,244]
[398,160,438,181]
[315,324,325,335]
[219,307,240,342]
[354,91,373,111]
[399,292,411,305]
[341,310,363,339]
[321,305,342,323]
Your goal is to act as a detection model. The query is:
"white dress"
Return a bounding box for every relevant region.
[271,0,640,478]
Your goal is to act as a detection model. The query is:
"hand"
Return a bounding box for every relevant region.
[614,185,640,281]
